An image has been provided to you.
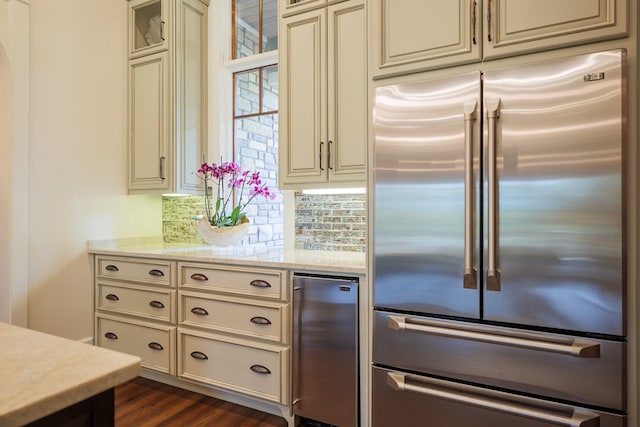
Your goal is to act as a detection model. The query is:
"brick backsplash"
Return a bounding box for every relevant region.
[295,193,366,253]
[163,193,366,252]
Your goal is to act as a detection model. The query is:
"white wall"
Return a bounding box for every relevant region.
[28,0,161,340]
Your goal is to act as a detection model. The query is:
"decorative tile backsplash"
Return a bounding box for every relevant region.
[163,193,367,253]
[294,193,366,253]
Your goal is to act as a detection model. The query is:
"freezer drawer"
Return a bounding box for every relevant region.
[373,310,625,410]
[372,366,626,427]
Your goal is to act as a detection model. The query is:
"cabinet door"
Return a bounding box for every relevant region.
[279,8,328,188]
[128,52,172,193]
[483,0,628,59]
[327,0,366,182]
[175,0,208,194]
[128,0,170,59]
[370,0,481,79]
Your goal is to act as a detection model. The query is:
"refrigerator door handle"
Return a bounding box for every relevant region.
[386,372,600,427]
[486,98,501,291]
[463,101,478,289]
[388,315,600,357]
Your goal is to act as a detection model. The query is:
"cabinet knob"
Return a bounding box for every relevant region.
[105,264,119,272]
[148,269,165,277]
[104,332,118,340]
[190,351,208,360]
[190,273,209,282]
[250,316,272,325]
[250,364,271,375]
[149,300,165,309]
[249,279,271,288]
[191,307,209,316]
[105,293,119,301]
[148,342,164,351]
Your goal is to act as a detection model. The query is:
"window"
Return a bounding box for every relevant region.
[229,0,282,247]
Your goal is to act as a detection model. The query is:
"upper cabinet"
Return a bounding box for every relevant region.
[128,0,170,58]
[279,0,367,189]
[370,0,628,79]
[127,0,209,195]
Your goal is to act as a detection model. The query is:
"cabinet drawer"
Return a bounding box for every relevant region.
[96,256,175,287]
[96,314,175,375]
[180,263,288,301]
[179,291,289,343]
[96,282,176,323]
[178,328,288,403]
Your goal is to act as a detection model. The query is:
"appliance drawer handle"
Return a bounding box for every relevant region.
[387,372,599,427]
[463,100,478,289]
[388,315,600,358]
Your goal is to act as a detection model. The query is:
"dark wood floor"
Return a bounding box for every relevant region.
[115,377,288,427]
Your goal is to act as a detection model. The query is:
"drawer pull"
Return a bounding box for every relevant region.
[149,300,165,309]
[249,279,271,288]
[148,269,165,277]
[190,273,209,281]
[250,364,271,375]
[148,342,164,351]
[190,351,208,360]
[104,332,118,340]
[105,293,119,301]
[250,316,272,325]
[105,264,119,272]
[190,307,209,316]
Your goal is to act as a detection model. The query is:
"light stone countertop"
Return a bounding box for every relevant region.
[88,237,367,275]
[0,322,140,427]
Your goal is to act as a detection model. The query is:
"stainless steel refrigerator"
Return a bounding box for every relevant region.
[372,49,627,426]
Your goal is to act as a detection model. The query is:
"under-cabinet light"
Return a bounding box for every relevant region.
[301,188,366,195]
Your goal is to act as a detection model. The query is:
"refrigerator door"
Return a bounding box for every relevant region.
[374,72,482,318]
[482,50,626,335]
[292,274,358,427]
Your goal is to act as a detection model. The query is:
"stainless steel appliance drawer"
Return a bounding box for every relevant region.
[373,310,625,410]
[372,366,626,427]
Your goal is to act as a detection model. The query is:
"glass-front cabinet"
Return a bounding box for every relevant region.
[128,0,169,58]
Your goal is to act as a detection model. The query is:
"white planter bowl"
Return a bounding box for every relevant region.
[195,216,250,246]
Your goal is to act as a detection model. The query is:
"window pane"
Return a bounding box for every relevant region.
[262,65,278,113]
[262,0,278,53]
[234,114,282,247]
[234,70,260,116]
[234,0,260,58]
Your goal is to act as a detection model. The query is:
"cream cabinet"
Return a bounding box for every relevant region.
[370,0,628,78]
[177,262,290,404]
[127,0,209,195]
[94,255,177,375]
[93,256,292,409]
[279,0,367,189]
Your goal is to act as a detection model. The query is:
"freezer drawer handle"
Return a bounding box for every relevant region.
[387,372,600,427]
[388,315,600,358]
